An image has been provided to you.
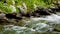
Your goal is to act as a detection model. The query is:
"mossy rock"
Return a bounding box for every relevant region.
[35,32,60,34]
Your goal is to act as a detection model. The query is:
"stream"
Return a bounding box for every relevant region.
[0,14,60,34]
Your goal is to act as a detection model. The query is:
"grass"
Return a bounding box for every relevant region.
[0,0,59,13]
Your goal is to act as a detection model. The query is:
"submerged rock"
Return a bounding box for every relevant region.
[3,23,53,33]
[4,25,35,34]
[33,23,53,32]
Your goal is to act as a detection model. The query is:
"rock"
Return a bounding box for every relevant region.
[53,24,60,32]
[4,25,35,34]
[53,28,60,32]
[53,1,60,6]
[33,23,53,32]
[0,13,5,19]
[39,8,51,15]
[25,12,32,17]
[20,12,26,17]
[6,13,22,20]
[33,6,51,16]
[20,11,32,18]
[0,12,8,23]
[48,9,56,14]
[53,1,60,11]
[32,12,40,17]
[49,6,59,13]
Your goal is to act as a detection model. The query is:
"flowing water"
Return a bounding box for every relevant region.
[0,14,60,34]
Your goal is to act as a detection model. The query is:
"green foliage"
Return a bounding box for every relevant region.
[0,0,60,13]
